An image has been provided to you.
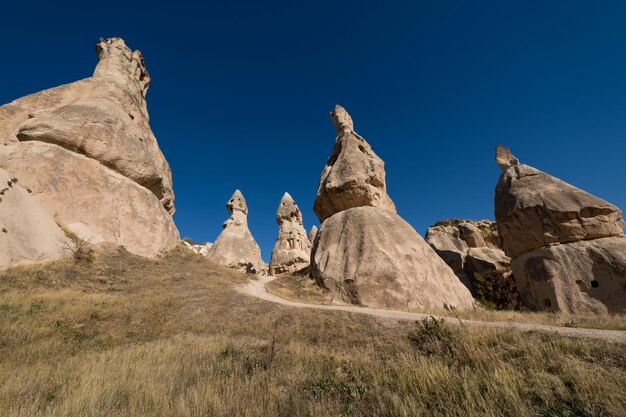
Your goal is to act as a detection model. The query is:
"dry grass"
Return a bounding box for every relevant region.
[265,275,626,331]
[266,274,332,304]
[0,245,625,417]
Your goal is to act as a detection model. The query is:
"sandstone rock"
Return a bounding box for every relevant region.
[1,142,179,258]
[0,168,66,268]
[311,207,475,310]
[308,225,318,242]
[269,193,311,275]
[207,190,264,274]
[511,237,626,314]
[425,219,512,292]
[313,105,396,223]
[495,146,624,258]
[495,146,626,313]
[0,37,179,262]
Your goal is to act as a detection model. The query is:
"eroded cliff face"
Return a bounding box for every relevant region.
[0,37,179,266]
[494,146,626,314]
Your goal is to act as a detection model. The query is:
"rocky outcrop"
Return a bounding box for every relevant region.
[495,146,626,313]
[495,146,624,258]
[308,225,318,243]
[311,106,474,310]
[0,168,66,268]
[268,193,311,275]
[0,37,179,263]
[207,190,265,274]
[425,219,512,292]
[313,105,396,223]
[312,207,475,310]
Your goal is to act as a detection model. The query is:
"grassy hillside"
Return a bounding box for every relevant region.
[0,246,624,417]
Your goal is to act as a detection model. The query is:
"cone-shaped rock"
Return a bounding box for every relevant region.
[207,190,265,274]
[313,105,396,223]
[495,146,626,313]
[311,106,474,310]
[0,37,179,264]
[308,225,318,242]
[268,193,311,275]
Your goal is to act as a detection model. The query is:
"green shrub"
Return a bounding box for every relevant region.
[474,271,519,310]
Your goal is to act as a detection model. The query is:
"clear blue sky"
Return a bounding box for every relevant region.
[2,1,625,261]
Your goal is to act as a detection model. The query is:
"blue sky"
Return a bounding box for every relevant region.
[2,1,625,261]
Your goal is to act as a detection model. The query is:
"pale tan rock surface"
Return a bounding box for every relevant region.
[425,219,512,292]
[0,168,66,268]
[0,37,179,259]
[511,237,626,314]
[269,193,311,275]
[495,146,624,258]
[313,105,396,223]
[207,190,264,274]
[1,142,179,258]
[308,225,318,243]
[495,146,626,313]
[311,207,475,310]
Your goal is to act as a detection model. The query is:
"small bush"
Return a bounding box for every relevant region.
[474,271,519,310]
[407,316,460,357]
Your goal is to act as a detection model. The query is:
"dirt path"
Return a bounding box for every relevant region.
[237,275,626,345]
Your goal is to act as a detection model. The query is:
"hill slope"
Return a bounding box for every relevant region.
[1,246,625,416]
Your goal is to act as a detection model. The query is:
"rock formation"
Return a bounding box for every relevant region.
[0,37,179,266]
[268,193,311,275]
[426,219,512,292]
[308,225,318,243]
[311,106,474,310]
[0,169,66,268]
[313,105,396,223]
[495,145,626,313]
[207,190,265,274]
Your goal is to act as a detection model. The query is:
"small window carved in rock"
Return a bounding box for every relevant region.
[590,280,599,288]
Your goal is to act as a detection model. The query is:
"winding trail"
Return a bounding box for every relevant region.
[237,275,626,345]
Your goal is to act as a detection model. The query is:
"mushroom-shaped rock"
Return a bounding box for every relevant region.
[268,193,311,275]
[313,105,396,223]
[495,146,626,313]
[308,225,318,242]
[0,37,179,263]
[310,106,474,310]
[207,190,264,274]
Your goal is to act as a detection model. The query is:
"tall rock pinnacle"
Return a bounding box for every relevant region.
[313,105,396,223]
[207,190,265,274]
[268,192,311,275]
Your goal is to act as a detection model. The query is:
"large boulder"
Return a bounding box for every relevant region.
[312,207,475,310]
[207,190,265,274]
[268,193,311,275]
[311,106,474,310]
[511,237,626,314]
[0,168,66,268]
[495,146,624,258]
[425,219,512,292]
[495,146,626,313]
[313,105,396,223]
[0,37,179,263]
